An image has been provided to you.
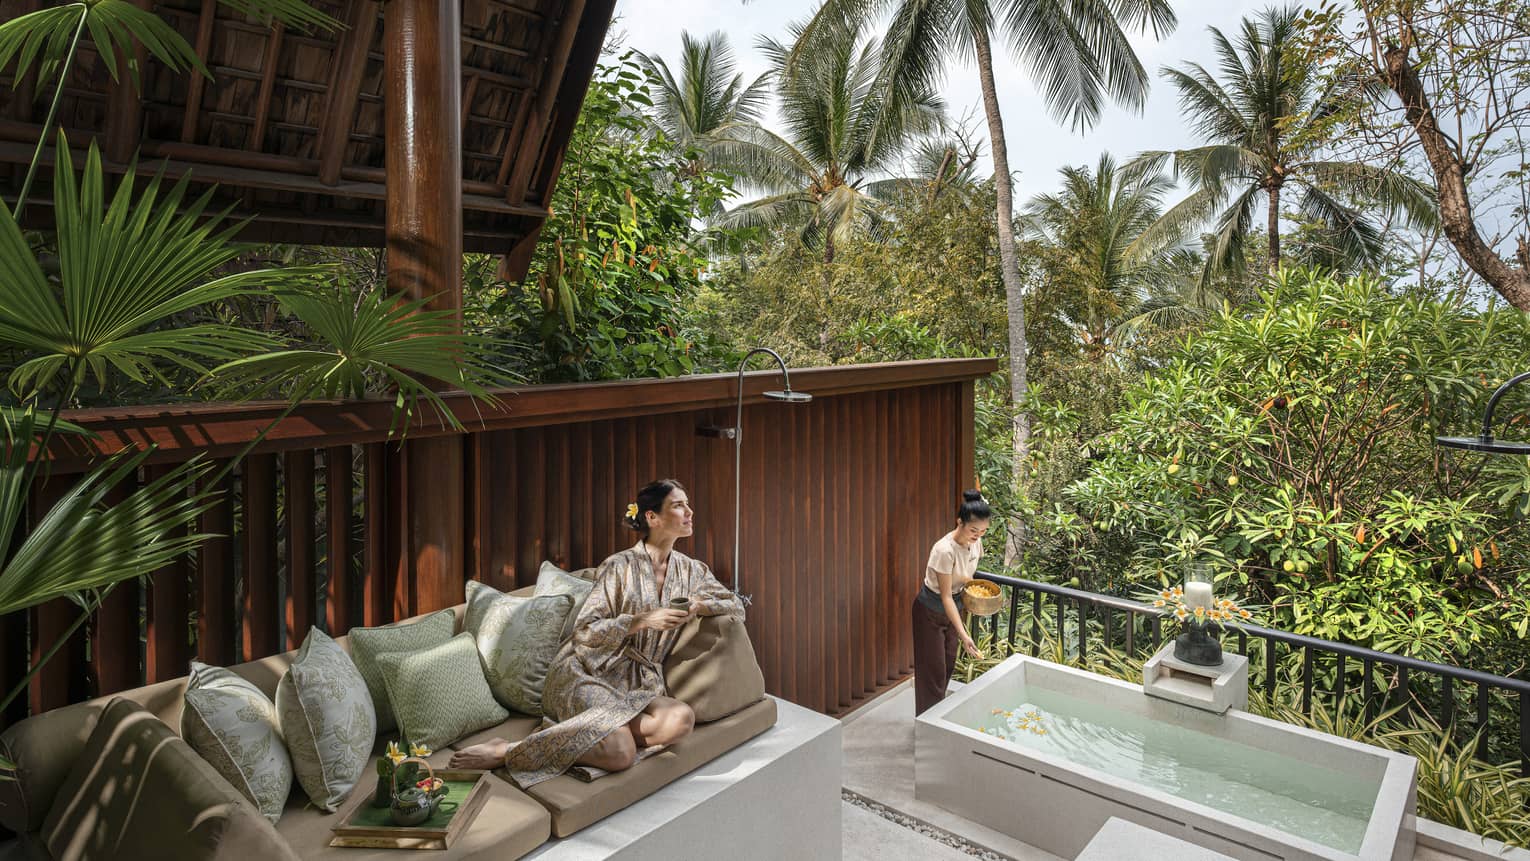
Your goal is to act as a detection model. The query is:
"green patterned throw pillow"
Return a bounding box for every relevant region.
[534,561,597,640]
[376,633,509,750]
[181,662,294,824]
[276,627,377,811]
[466,580,575,715]
[349,609,456,732]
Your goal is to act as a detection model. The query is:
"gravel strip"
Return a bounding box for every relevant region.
[841,788,1012,860]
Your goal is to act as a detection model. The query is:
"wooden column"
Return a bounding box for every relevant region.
[384,0,464,617]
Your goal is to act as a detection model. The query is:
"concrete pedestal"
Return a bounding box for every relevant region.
[1142,642,1248,714]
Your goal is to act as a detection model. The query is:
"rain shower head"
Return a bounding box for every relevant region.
[1434,371,1530,457]
[764,389,813,403]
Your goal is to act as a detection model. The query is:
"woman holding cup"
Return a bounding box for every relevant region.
[450,478,744,785]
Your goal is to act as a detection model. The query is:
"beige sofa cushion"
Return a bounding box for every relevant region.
[0,702,101,834]
[40,698,296,861]
[663,615,767,722]
[522,696,777,837]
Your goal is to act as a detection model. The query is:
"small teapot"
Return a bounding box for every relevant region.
[388,757,453,827]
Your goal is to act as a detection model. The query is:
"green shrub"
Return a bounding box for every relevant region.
[1063,269,1530,668]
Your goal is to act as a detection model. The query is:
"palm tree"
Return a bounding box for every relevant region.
[790,0,1176,560]
[1023,152,1189,357]
[711,20,943,263]
[1127,5,1438,281]
[635,31,771,167]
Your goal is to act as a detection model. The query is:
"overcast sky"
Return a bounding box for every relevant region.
[613,0,1269,200]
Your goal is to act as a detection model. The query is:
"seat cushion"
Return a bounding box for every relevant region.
[276,627,377,811]
[376,633,509,750]
[449,713,546,751]
[663,615,767,722]
[273,752,550,861]
[40,698,296,861]
[465,581,574,716]
[349,609,457,732]
[523,696,778,837]
[182,662,294,825]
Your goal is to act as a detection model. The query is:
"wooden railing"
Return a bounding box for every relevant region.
[5,358,995,722]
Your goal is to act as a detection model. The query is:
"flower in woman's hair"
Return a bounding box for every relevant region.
[626,503,639,520]
[409,742,432,758]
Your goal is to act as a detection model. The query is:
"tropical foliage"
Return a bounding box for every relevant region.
[1065,270,1530,668]
[708,19,944,261]
[1128,5,1437,281]
[462,55,737,382]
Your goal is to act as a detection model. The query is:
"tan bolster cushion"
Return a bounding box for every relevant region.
[0,701,102,834]
[40,697,296,861]
[662,615,766,723]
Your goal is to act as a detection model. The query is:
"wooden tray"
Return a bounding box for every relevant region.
[329,769,492,850]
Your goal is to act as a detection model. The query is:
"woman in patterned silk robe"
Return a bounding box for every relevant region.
[450,479,745,787]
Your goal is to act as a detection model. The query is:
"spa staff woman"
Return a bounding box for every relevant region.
[912,490,990,715]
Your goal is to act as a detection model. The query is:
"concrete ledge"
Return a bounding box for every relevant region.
[1415,818,1530,861]
[1076,817,1236,861]
[526,697,841,860]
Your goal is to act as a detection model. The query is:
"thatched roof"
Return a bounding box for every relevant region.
[0,0,614,275]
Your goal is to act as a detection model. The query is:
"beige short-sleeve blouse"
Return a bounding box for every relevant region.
[924,534,982,594]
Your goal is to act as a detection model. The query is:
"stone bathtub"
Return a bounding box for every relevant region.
[915,655,1418,861]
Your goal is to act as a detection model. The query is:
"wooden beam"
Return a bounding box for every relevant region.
[284,450,316,648]
[248,22,285,151]
[460,73,480,135]
[504,0,586,204]
[525,0,617,208]
[179,0,217,143]
[318,0,380,185]
[34,359,1001,471]
[144,463,192,683]
[0,137,548,217]
[385,0,464,616]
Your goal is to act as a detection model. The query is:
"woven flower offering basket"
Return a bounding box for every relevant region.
[963,580,1003,617]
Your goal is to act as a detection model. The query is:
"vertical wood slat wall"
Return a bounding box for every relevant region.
[469,384,963,714]
[3,362,987,721]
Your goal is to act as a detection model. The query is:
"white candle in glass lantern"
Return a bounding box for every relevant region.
[1184,581,1213,610]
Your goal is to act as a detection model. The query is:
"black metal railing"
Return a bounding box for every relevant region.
[974,571,1530,773]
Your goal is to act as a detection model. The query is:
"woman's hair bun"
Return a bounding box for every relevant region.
[622,513,643,530]
[962,489,985,504]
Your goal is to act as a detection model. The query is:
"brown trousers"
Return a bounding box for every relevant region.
[912,598,960,716]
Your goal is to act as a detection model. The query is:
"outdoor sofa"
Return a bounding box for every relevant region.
[0,577,775,860]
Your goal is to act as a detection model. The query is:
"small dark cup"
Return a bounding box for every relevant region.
[669,597,691,612]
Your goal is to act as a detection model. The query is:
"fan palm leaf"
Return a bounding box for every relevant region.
[0,136,313,397]
[204,288,515,437]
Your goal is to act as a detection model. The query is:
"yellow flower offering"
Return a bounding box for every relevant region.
[385,740,406,766]
[409,742,432,758]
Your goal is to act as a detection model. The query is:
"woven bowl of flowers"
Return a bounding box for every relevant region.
[963,580,1003,616]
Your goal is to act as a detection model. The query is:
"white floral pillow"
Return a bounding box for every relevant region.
[181,662,293,824]
[276,627,377,811]
[465,580,575,715]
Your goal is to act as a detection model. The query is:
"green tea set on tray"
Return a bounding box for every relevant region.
[375,743,456,826]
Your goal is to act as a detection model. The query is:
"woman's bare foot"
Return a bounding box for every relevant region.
[448,739,514,769]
